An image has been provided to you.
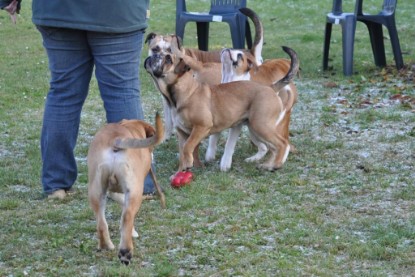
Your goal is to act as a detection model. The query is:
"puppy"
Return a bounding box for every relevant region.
[171,48,298,171]
[145,7,264,143]
[207,48,299,168]
[145,36,299,173]
[87,113,165,265]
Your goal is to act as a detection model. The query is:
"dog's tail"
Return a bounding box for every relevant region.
[113,112,164,149]
[271,46,299,93]
[239,7,263,65]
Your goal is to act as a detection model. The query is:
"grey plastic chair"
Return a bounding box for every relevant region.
[323,0,403,76]
[175,0,252,51]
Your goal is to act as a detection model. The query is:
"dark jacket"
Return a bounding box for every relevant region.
[1,0,149,33]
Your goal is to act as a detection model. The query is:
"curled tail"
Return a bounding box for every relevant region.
[239,7,263,64]
[271,46,300,93]
[113,112,164,149]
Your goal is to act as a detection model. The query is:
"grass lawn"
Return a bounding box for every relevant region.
[0,0,414,276]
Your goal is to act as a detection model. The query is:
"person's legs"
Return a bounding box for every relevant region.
[88,30,156,194]
[37,26,94,195]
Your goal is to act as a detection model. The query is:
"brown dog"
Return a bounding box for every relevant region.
[145,7,265,144]
[171,45,298,171]
[218,48,299,160]
[87,113,165,265]
[145,36,299,173]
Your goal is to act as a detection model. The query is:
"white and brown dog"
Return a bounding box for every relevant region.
[87,113,165,265]
[144,36,299,173]
[145,7,264,143]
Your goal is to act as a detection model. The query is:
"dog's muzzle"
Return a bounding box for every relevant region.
[144,54,165,78]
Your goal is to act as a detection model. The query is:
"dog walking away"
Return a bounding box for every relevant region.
[87,113,165,265]
[145,35,299,173]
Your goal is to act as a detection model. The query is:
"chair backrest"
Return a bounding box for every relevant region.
[210,0,247,14]
[382,0,397,15]
[356,0,397,16]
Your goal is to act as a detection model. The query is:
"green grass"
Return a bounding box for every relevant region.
[1,0,415,276]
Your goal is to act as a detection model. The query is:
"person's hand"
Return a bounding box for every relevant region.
[3,0,20,24]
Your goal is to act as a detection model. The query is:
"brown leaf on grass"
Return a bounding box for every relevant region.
[357,99,373,108]
[337,99,349,105]
[323,82,338,88]
[390,94,415,108]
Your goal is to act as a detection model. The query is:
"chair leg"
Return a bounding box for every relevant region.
[322,22,332,71]
[245,20,252,49]
[176,20,186,42]
[386,22,404,70]
[341,16,356,76]
[228,21,245,49]
[196,22,209,51]
[365,22,387,67]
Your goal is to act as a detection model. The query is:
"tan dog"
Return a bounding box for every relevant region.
[145,36,299,173]
[87,113,165,265]
[171,48,298,171]
[210,48,299,167]
[145,7,264,144]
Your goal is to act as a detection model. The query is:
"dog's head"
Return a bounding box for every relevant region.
[145,35,190,81]
[220,48,258,83]
[145,32,174,57]
[144,36,191,105]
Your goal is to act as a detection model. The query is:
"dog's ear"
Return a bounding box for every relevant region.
[145,32,157,44]
[247,56,259,73]
[177,36,184,50]
[170,35,186,58]
[174,59,191,75]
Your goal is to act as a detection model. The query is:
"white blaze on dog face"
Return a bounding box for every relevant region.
[221,49,251,83]
[148,36,173,56]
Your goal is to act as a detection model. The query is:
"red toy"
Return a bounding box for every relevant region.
[171,171,193,188]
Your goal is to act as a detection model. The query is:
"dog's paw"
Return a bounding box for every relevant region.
[219,158,232,172]
[245,155,262,163]
[118,248,132,265]
[257,163,281,172]
[99,240,115,250]
[132,228,138,238]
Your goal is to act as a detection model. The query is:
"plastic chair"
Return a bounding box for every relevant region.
[323,0,403,76]
[175,0,252,51]
[356,0,403,70]
[323,0,357,76]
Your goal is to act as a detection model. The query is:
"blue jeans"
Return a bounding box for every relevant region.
[37,26,156,195]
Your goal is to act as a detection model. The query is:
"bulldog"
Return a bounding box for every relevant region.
[145,7,264,143]
[87,113,165,265]
[144,36,299,173]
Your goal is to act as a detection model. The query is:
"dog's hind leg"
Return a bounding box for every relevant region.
[118,169,144,265]
[220,124,242,171]
[107,192,139,238]
[88,174,115,250]
[249,125,290,171]
[245,130,268,162]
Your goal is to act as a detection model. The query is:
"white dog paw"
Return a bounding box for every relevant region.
[132,228,138,238]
